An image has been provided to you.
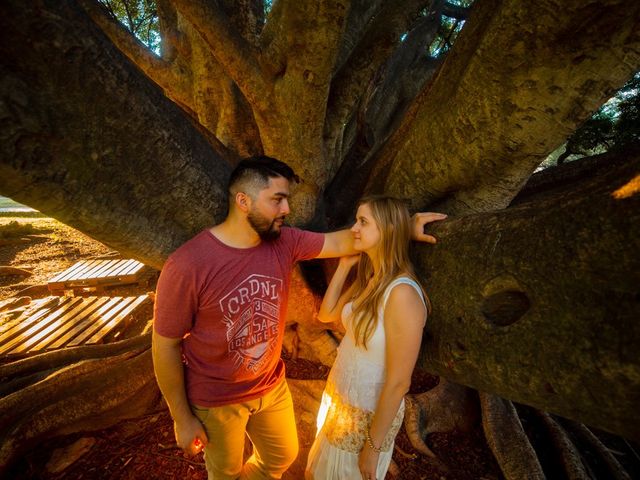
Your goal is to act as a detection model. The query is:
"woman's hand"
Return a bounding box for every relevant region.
[338,254,360,270]
[358,443,380,480]
[411,212,447,243]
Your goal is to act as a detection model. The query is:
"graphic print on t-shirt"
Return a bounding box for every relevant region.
[219,274,283,373]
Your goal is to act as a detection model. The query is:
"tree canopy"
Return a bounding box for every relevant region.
[556,72,640,164]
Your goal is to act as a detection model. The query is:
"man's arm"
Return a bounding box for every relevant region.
[316,229,355,258]
[152,331,208,454]
[315,212,448,259]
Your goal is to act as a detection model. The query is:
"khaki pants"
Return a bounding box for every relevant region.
[192,379,299,480]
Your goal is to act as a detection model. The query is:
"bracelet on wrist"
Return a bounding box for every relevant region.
[366,427,382,453]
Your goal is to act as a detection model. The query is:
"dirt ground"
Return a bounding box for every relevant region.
[1,215,503,479]
[0,215,114,299]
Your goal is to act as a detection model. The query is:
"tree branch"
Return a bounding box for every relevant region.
[155,0,185,62]
[171,0,271,112]
[357,9,442,151]
[322,12,442,226]
[324,0,435,166]
[442,2,470,20]
[80,0,202,121]
[219,0,265,47]
[372,0,640,214]
[333,0,385,73]
[253,0,352,192]
[257,0,288,77]
[264,0,350,108]
[79,0,176,90]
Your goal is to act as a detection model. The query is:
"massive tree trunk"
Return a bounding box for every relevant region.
[415,147,640,441]
[1,0,639,475]
[0,0,233,269]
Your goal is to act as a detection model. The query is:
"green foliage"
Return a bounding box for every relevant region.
[614,73,640,146]
[0,221,36,239]
[428,15,464,57]
[560,72,640,163]
[0,196,21,210]
[428,0,474,57]
[99,0,159,52]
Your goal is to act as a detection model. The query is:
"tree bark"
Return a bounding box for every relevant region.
[323,12,442,228]
[480,392,545,479]
[0,0,234,269]
[0,345,160,477]
[323,0,434,168]
[373,0,640,214]
[415,147,640,440]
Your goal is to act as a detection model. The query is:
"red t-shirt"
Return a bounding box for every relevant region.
[154,227,324,406]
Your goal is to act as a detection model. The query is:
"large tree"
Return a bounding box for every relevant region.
[1,0,639,477]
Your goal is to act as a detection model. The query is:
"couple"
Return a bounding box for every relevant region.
[153,156,443,480]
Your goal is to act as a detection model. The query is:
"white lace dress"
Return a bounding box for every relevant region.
[305,277,425,480]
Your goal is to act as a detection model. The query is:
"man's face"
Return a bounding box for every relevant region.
[247,176,291,240]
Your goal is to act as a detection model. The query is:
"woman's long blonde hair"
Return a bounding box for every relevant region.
[351,195,431,348]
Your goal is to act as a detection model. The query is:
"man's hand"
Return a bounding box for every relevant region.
[411,212,447,243]
[174,414,209,456]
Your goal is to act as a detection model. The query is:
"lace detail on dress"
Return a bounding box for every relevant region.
[320,379,404,454]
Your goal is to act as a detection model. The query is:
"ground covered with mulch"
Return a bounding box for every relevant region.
[1,214,575,479]
[9,367,500,480]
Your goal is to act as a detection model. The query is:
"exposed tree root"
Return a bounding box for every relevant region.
[394,444,418,460]
[536,410,590,479]
[404,378,478,461]
[561,419,632,480]
[479,392,545,479]
[0,237,33,247]
[0,296,31,312]
[0,266,33,277]
[0,295,59,324]
[0,338,160,475]
[9,284,49,298]
[283,324,338,367]
[0,332,151,383]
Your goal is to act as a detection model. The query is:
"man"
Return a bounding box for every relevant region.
[153,156,445,480]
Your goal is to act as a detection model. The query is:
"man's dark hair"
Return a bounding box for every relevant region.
[228,156,299,199]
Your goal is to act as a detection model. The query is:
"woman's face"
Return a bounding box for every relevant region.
[351,203,381,254]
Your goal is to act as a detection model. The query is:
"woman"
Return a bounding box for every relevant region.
[306,196,429,480]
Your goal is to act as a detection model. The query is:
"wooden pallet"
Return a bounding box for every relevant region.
[47,259,146,293]
[0,295,150,358]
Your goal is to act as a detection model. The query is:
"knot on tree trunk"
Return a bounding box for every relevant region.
[481,274,530,327]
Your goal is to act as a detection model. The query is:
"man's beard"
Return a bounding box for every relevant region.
[247,210,284,241]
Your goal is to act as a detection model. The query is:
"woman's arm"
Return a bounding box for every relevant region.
[358,283,427,478]
[316,255,359,323]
